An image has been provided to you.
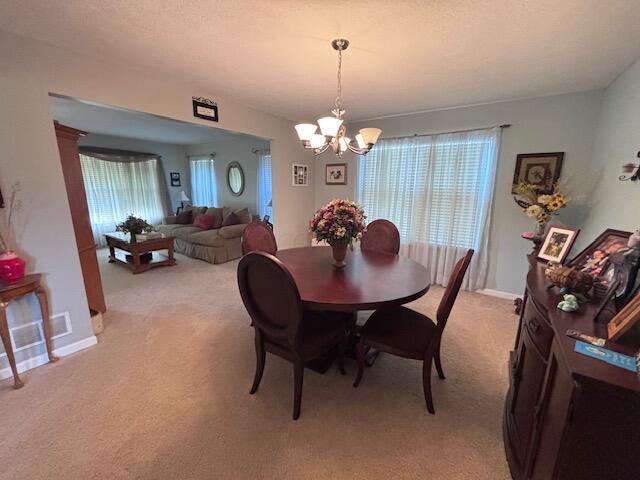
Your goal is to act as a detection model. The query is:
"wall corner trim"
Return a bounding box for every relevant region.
[0,335,98,381]
[478,288,521,301]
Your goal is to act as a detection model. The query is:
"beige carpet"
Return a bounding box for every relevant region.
[0,249,516,480]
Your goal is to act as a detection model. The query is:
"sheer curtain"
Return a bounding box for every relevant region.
[80,150,169,247]
[256,151,272,218]
[190,156,218,206]
[357,127,500,290]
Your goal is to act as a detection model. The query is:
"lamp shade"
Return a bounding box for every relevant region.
[179,190,190,202]
[359,128,382,145]
[294,123,317,141]
[318,117,343,137]
[338,137,351,153]
[310,134,327,149]
[355,134,366,149]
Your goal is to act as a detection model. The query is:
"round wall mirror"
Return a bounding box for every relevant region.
[226,162,244,196]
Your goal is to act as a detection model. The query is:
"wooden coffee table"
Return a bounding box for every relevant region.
[105,232,176,274]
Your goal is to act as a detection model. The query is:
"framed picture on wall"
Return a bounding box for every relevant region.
[170,172,181,187]
[537,225,580,264]
[511,152,564,194]
[325,163,347,185]
[292,164,309,186]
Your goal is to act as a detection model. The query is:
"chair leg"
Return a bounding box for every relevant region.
[353,337,365,387]
[250,333,265,395]
[434,342,445,380]
[422,355,436,414]
[293,360,304,420]
[337,339,347,375]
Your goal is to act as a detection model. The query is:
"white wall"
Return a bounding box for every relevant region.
[78,133,189,213]
[314,91,604,294]
[0,29,315,372]
[185,136,270,212]
[578,59,640,247]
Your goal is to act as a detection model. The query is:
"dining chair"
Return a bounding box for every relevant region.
[353,249,474,414]
[360,219,400,255]
[242,221,278,255]
[237,251,349,420]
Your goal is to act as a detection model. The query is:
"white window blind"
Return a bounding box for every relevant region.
[190,156,218,207]
[357,127,499,289]
[80,154,166,247]
[256,152,272,219]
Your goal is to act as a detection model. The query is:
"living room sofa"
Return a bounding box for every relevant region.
[156,205,254,264]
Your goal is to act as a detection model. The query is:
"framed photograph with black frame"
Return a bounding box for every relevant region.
[537,225,580,264]
[192,97,219,122]
[170,172,181,187]
[511,152,564,195]
[568,229,631,279]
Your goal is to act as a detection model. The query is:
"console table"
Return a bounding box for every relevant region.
[503,255,640,479]
[0,274,58,388]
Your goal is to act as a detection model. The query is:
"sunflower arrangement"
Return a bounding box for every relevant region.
[513,182,568,225]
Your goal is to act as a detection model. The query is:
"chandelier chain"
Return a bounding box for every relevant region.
[335,43,343,116]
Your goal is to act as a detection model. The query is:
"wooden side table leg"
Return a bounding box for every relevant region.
[0,302,23,389]
[35,287,59,363]
[108,244,116,263]
[132,250,142,274]
[168,241,176,265]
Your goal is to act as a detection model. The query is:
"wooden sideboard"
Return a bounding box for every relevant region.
[503,255,640,480]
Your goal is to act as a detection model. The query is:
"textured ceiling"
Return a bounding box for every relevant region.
[50,96,257,145]
[4,1,640,122]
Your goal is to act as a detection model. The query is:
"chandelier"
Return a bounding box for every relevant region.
[294,39,382,157]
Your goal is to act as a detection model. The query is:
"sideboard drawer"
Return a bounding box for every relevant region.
[523,296,553,358]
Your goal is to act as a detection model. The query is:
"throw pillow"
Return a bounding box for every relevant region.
[204,207,224,229]
[222,212,241,227]
[233,207,251,225]
[193,213,215,230]
[175,210,193,224]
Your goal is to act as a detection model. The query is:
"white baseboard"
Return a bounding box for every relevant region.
[478,289,521,301]
[0,335,97,381]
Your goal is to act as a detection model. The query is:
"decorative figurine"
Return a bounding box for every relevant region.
[545,263,594,294]
[558,294,579,312]
[627,228,640,249]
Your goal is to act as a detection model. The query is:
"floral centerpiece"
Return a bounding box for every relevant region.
[309,199,366,267]
[116,214,153,243]
[513,182,568,238]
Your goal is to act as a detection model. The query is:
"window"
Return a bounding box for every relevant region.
[357,128,499,289]
[80,153,167,247]
[256,152,272,219]
[190,156,218,207]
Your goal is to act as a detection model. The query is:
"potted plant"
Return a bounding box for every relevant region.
[116,214,153,243]
[0,183,26,284]
[309,199,366,267]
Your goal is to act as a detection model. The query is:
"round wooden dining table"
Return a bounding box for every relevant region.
[276,246,431,311]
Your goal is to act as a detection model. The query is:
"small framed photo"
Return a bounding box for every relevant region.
[538,225,580,264]
[512,152,564,195]
[170,172,181,187]
[569,229,631,279]
[607,292,640,340]
[292,164,309,186]
[325,163,347,185]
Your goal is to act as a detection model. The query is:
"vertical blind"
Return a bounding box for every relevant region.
[256,152,272,219]
[190,156,218,207]
[357,127,499,289]
[80,153,167,247]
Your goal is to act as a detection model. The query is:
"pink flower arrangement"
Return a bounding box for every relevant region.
[309,199,366,246]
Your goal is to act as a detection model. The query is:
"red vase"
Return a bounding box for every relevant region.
[0,251,26,284]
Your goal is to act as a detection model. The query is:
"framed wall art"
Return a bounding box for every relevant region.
[537,225,580,264]
[325,163,347,185]
[292,164,309,186]
[170,172,181,187]
[512,152,564,195]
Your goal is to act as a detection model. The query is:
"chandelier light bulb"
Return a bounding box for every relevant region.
[295,123,318,141]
